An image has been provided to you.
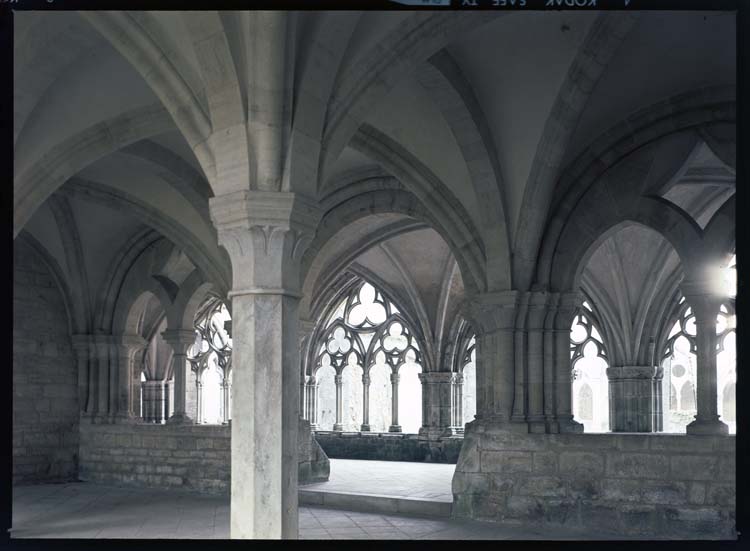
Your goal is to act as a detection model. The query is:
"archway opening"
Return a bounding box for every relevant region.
[300,215,466,509]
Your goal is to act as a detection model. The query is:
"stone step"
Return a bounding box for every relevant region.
[298,489,452,518]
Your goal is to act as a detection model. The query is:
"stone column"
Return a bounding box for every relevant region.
[196,380,204,424]
[71,335,91,417]
[305,376,318,429]
[156,381,167,423]
[93,335,112,421]
[140,380,148,421]
[511,293,530,423]
[463,292,520,428]
[526,292,549,433]
[333,373,344,431]
[543,294,559,431]
[553,292,584,433]
[451,373,464,432]
[162,329,196,424]
[299,319,315,417]
[186,363,200,421]
[222,379,231,424]
[116,335,147,422]
[389,372,401,432]
[361,373,371,432]
[141,380,165,423]
[682,282,728,435]
[210,190,320,539]
[86,337,99,418]
[607,366,663,432]
[418,372,454,438]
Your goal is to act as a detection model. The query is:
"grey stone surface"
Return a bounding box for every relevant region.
[452,425,736,539]
[315,431,462,463]
[78,418,329,493]
[13,242,79,485]
[12,481,639,540]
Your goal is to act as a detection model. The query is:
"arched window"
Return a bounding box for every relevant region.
[188,297,232,425]
[577,383,594,421]
[722,382,736,423]
[662,305,699,432]
[140,317,172,424]
[570,301,609,432]
[716,298,736,433]
[312,280,423,433]
[453,332,477,430]
[661,292,735,433]
[680,381,696,411]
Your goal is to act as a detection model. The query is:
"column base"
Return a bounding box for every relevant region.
[360,424,371,432]
[309,423,318,431]
[686,417,728,435]
[527,418,548,434]
[388,425,402,433]
[113,413,141,425]
[418,426,451,440]
[167,414,194,425]
[557,415,584,434]
[332,424,343,432]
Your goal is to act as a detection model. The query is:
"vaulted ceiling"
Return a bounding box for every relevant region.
[14,10,736,340]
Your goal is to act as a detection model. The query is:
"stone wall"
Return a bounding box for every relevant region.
[453,423,736,539]
[299,418,330,485]
[78,419,329,493]
[13,241,79,484]
[315,432,462,464]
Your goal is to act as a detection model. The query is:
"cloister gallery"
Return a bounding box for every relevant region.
[10,8,737,541]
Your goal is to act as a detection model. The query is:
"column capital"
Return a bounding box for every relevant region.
[209,190,321,233]
[606,365,663,380]
[91,333,115,347]
[71,334,91,349]
[161,329,196,354]
[526,291,551,329]
[334,374,343,385]
[390,372,400,384]
[209,191,322,292]
[463,291,521,334]
[362,374,371,386]
[554,290,583,329]
[117,334,148,351]
[680,280,725,320]
[418,372,454,384]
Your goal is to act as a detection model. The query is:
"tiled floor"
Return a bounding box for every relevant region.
[11,481,606,540]
[304,458,454,501]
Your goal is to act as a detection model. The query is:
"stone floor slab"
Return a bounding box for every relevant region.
[11,480,634,540]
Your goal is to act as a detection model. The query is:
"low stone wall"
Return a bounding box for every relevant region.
[453,423,736,539]
[79,423,231,493]
[315,432,462,463]
[299,419,330,485]
[79,419,329,493]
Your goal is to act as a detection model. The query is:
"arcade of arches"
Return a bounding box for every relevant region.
[11,9,737,541]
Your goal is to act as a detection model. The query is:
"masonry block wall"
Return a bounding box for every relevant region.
[78,418,329,493]
[13,242,79,484]
[315,432,463,463]
[452,426,736,539]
